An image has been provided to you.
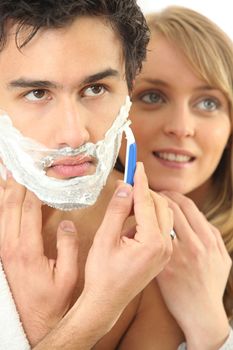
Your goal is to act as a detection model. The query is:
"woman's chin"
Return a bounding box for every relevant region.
[148,180,190,194]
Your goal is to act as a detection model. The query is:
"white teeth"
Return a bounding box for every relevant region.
[157,152,192,162]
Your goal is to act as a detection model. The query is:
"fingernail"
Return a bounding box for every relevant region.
[115,185,132,198]
[60,220,76,233]
[137,162,145,172]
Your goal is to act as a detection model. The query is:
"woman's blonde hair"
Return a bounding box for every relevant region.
[147,6,233,319]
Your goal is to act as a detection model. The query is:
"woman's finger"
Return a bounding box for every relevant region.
[163,191,217,247]
[161,192,197,244]
[209,223,231,260]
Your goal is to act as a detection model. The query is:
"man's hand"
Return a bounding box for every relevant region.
[83,162,173,309]
[35,163,174,350]
[0,175,79,346]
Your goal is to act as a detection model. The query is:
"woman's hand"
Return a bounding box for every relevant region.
[157,192,231,350]
[0,175,79,346]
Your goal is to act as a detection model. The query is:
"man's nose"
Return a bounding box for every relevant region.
[163,103,195,139]
[53,100,90,149]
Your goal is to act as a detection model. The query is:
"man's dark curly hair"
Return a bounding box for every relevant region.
[0,0,150,90]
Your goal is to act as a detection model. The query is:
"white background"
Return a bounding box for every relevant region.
[137,0,233,39]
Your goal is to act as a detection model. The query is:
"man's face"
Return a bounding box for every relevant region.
[0,16,128,179]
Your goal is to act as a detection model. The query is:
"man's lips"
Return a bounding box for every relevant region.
[47,155,96,178]
[51,155,94,167]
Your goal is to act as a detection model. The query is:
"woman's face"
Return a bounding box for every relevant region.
[120,34,231,200]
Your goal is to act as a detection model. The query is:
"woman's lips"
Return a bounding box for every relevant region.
[153,150,195,169]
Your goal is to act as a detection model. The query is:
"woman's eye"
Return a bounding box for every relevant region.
[83,84,106,97]
[140,92,164,104]
[25,89,48,101]
[196,98,219,111]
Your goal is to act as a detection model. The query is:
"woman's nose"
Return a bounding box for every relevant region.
[163,104,195,138]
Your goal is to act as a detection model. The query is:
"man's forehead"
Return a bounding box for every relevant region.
[0,16,125,83]
[3,15,120,48]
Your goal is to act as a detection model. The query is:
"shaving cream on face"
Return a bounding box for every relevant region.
[0,96,131,210]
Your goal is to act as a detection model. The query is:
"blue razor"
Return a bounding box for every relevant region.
[123,126,137,185]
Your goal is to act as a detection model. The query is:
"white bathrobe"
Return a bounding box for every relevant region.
[0,260,233,350]
[0,262,30,350]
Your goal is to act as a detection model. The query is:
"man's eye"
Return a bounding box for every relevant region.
[25,90,47,101]
[196,98,219,111]
[140,92,164,104]
[83,84,106,97]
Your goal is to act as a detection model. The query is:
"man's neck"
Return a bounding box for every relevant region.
[41,170,122,259]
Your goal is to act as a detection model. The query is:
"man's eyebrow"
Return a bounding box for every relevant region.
[8,79,58,89]
[7,69,120,90]
[82,68,120,84]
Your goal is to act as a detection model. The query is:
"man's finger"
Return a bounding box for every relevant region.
[94,182,133,246]
[1,176,25,245]
[19,189,44,255]
[55,220,79,289]
[133,163,161,243]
